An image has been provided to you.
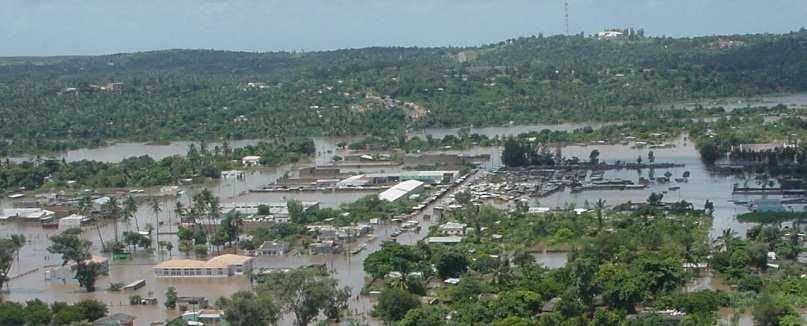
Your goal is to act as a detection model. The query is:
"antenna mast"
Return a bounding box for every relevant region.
[564,2,569,35]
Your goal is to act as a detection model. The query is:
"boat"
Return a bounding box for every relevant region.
[351,244,367,255]
[669,186,681,191]
[7,193,24,199]
[123,279,146,291]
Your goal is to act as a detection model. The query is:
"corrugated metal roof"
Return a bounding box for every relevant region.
[378,180,424,202]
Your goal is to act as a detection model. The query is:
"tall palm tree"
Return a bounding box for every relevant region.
[594,199,607,231]
[124,195,140,232]
[103,197,122,243]
[174,201,184,229]
[79,195,105,250]
[713,228,736,252]
[151,198,162,256]
[10,234,25,261]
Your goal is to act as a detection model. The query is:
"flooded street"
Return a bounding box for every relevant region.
[0,122,790,325]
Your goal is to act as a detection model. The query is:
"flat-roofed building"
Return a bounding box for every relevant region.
[220,201,319,216]
[153,254,253,277]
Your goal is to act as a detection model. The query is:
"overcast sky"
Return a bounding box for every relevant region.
[1,0,805,56]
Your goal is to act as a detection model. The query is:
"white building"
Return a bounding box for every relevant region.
[220,201,319,216]
[378,180,425,202]
[241,156,262,166]
[438,222,467,236]
[426,236,463,244]
[153,254,253,277]
[58,214,85,231]
[258,241,289,256]
[0,208,55,222]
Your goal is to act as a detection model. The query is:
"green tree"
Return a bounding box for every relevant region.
[399,306,449,326]
[364,242,422,278]
[258,268,350,326]
[753,292,799,326]
[24,299,53,326]
[594,199,606,231]
[47,229,100,292]
[287,200,305,224]
[589,149,600,165]
[0,235,25,290]
[165,287,178,309]
[222,290,279,326]
[502,138,528,167]
[373,287,420,323]
[434,250,469,279]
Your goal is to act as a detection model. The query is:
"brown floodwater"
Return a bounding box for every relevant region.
[2,122,802,324]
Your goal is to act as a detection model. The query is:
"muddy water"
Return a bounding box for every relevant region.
[0,162,482,325]
[439,134,785,240]
[409,122,617,140]
[658,92,807,112]
[6,122,614,165]
[0,125,794,325]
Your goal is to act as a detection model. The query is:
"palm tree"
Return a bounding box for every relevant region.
[103,197,122,243]
[10,234,25,261]
[174,201,184,231]
[594,199,607,231]
[124,195,140,232]
[79,195,107,251]
[151,198,162,257]
[713,228,736,252]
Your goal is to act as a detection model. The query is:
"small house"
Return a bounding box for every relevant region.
[58,214,85,231]
[439,222,467,236]
[241,156,262,166]
[258,241,289,256]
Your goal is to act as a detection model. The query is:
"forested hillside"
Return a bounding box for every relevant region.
[1,30,806,154]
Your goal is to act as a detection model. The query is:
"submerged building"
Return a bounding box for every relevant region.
[153,254,253,277]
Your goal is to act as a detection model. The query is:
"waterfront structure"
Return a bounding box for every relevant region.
[378,180,425,202]
[153,254,253,277]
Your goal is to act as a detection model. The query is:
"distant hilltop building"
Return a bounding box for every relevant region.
[710,38,746,49]
[597,27,644,40]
